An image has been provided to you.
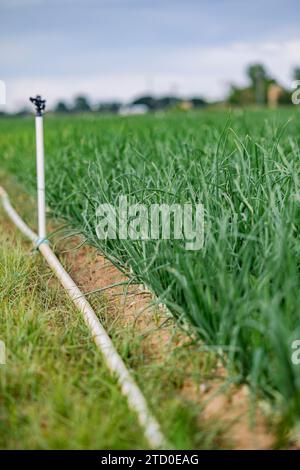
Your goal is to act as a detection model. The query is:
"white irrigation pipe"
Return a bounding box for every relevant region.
[0,96,168,450]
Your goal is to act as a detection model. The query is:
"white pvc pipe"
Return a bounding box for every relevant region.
[35,115,46,240]
[0,186,167,450]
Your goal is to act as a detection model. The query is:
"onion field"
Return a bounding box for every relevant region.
[1,108,300,431]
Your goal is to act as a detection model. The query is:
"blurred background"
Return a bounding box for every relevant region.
[0,0,300,114]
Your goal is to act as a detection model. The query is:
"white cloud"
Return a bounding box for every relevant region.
[165,40,300,86]
[4,39,300,111]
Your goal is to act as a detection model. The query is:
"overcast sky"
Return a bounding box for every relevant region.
[1,0,300,110]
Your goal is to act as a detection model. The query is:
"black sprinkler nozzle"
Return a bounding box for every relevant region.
[29,95,46,116]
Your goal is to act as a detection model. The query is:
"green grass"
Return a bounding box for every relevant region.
[0,211,148,449]
[1,108,300,432]
[0,186,222,449]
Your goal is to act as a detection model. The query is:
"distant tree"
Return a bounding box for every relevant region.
[246,63,269,104]
[227,63,278,106]
[72,95,91,113]
[131,96,156,110]
[97,102,121,114]
[156,96,180,109]
[278,88,292,105]
[54,101,69,113]
[190,97,207,108]
[227,85,255,106]
[293,67,300,81]
[247,64,267,87]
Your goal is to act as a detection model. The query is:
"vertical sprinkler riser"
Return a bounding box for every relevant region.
[30,95,47,241]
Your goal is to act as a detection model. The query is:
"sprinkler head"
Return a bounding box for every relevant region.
[29,95,46,116]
